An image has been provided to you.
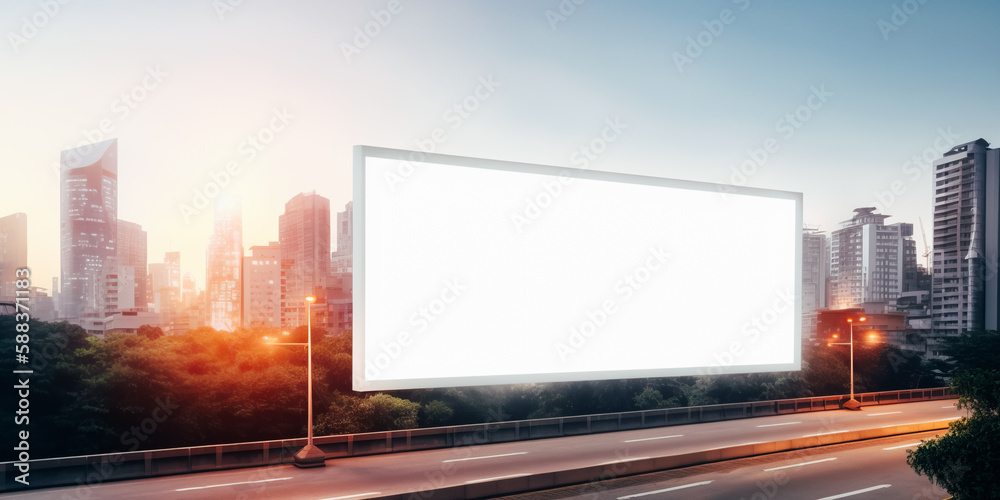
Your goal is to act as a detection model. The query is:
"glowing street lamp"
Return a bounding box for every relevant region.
[829,316,866,411]
[265,295,325,468]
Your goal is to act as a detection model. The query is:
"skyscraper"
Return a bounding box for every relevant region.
[243,242,281,328]
[801,227,827,339]
[279,192,330,328]
[60,139,118,322]
[207,197,242,331]
[333,201,353,273]
[828,207,915,310]
[931,138,1000,336]
[116,219,147,310]
[0,213,28,302]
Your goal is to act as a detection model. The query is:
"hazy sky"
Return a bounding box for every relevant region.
[2,0,999,290]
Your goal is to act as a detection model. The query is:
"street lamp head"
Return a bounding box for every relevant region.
[859,317,867,322]
[282,330,290,336]
[846,318,852,323]
[305,296,316,303]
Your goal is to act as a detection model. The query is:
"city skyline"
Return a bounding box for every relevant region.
[3,1,1000,290]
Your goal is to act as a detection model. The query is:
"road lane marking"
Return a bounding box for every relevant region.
[442,451,527,463]
[465,473,529,484]
[175,477,292,491]
[942,405,955,408]
[883,442,922,450]
[319,493,383,500]
[624,434,683,443]
[816,484,891,499]
[763,457,837,471]
[802,430,848,437]
[881,417,961,428]
[866,411,902,416]
[597,457,651,465]
[757,421,801,427]
[617,480,713,499]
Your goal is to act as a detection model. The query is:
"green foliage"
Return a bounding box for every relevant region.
[314,393,420,435]
[633,387,666,410]
[907,369,1000,499]
[421,400,454,427]
[137,324,164,340]
[0,315,949,458]
[938,330,1000,376]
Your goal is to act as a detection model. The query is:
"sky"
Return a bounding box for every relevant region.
[2,0,999,290]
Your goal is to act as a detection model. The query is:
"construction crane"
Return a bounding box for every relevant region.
[918,217,931,270]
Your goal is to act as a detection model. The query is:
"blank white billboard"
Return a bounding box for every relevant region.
[354,146,801,391]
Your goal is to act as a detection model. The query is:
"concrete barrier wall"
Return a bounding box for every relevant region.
[1,387,956,492]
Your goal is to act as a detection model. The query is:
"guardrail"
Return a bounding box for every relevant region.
[1,387,956,492]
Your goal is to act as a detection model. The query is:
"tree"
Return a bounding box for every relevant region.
[907,369,1000,498]
[421,400,455,427]
[937,330,1000,376]
[633,386,666,410]
[137,324,164,340]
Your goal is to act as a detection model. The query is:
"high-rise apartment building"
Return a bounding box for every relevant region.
[279,192,330,327]
[243,242,281,328]
[332,201,353,273]
[116,219,147,310]
[931,138,1000,336]
[802,228,827,313]
[0,213,28,302]
[60,139,118,321]
[207,197,242,330]
[828,207,915,310]
[801,228,828,339]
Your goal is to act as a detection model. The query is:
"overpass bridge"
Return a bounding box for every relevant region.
[2,388,959,499]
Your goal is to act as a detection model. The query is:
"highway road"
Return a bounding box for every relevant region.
[499,430,952,499]
[7,400,963,500]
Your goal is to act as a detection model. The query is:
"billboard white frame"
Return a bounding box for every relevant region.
[354,145,802,391]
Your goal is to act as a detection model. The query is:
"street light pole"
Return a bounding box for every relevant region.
[269,295,324,468]
[843,316,865,410]
[306,295,312,447]
[293,295,324,467]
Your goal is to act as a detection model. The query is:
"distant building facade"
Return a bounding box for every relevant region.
[116,219,147,310]
[206,197,242,331]
[0,213,27,302]
[332,201,353,273]
[930,138,1000,336]
[802,228,828,339]
[828,207,915,310]
[279,192,330,328]
[60,139,118,323]
[243,242,281,328]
